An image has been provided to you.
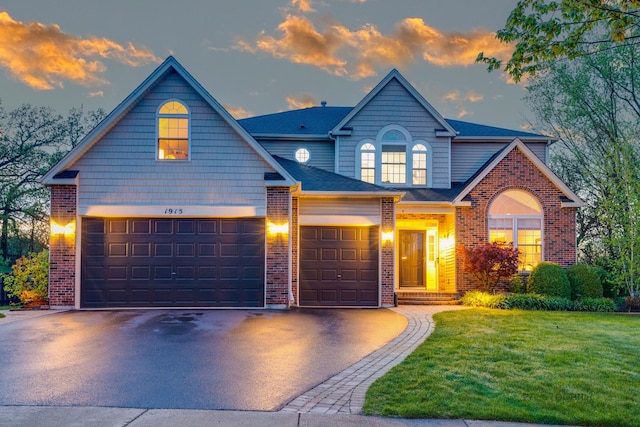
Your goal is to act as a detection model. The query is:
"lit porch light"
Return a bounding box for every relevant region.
[381,230,394,244]
[268,222,289,236]
[51,220,76,236]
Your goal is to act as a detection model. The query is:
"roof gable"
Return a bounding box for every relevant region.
[452,138,583,207]
[42,56,295,186]
[331,69,457,136]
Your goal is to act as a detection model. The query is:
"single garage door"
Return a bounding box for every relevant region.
[299,226,379,307]
[81,217,265,308]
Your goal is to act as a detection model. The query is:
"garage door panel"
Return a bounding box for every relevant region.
[81,217,265,308]
[109,220,128,234]
[300,226,379,307]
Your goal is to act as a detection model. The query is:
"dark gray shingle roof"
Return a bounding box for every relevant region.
[239,106,353,136]
[238,106,546,139]
[273,155,393,193]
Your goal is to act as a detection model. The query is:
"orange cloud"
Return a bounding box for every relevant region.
[238,15,348,77]
[291,0,315,12]
[443,91,459,101]
[237,14,513,80]
[286,93,317,109]
[0,11,159,90]
[466,91,483,102]
[224,104,254,119]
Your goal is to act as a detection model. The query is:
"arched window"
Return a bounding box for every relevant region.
[489,189,543,271]
[157,100,189,160]
[360,143,376,183]
[295,147,310,163]
[412,144,428,185]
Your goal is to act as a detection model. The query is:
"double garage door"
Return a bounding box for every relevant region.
[81,217,265,308]
[81,218,379,308]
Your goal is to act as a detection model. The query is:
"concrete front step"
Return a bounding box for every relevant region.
[397,299,460,306]
[396,292,460,306]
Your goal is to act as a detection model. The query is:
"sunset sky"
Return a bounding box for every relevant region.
[0,0,533,131]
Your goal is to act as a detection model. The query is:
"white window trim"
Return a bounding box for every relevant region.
[355,125,433,187]
[156,99,191,161]
[488,190,544,271]
[294,146,311,164]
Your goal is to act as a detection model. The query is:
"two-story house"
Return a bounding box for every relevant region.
[42,56,582,309]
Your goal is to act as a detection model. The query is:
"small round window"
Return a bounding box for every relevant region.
[295,147,310,163]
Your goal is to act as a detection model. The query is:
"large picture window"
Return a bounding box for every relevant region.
[157,100,189,160]
[489,189,543,271]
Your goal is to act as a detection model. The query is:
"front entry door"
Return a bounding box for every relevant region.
[399,229,438,290]
[399,231,424,287]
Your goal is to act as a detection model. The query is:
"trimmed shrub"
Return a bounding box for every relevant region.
[527,262,571,299]
[567,264,603,300]
[460,290,506,308]
[574,298,617,312]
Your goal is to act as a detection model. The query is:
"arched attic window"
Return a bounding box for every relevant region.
[489,189,543,271]
[157,100,189,160]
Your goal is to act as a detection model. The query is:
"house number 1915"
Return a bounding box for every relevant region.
[164,208,184,214]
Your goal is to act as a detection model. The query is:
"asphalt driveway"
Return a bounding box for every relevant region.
[0,308,406,410]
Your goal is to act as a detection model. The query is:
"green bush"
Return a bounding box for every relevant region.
[460,290,506,308]
[527,262,571,299]
[2,250,49,305]
[592,266,618,298]
[574,297,617,312]
[509,274,525,293]
[540,296,575,311]
[567,264,603,300]
[502,293,546,310]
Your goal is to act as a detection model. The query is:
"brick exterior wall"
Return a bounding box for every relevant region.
[380,197,395,306]
[265,187,291,307]
[291,196,299,305]
[49,185,77,308]
[456,147,578,293]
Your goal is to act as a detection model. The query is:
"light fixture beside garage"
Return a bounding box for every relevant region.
[268,222,289,236]
[50,220,75,237]
[381,230,394,244]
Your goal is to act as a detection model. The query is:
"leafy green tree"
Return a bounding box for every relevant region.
[2,250,49,305]
[0,101,105,263]
[525,46,640,298]
[477,0,640,81]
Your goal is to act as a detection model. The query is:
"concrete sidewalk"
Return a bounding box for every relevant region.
[0,406,574,427]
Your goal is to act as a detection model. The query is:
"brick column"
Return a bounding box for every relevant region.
[265,187,291,308]
[380,197,395,306]
[290,196,299,305]
[49,185,77,308]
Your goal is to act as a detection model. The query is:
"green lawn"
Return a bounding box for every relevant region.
[363,309,639,427]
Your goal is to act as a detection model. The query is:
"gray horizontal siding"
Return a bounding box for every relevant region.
[70,70,274,211]
[451,142,548,182]
[299,198,380,224]
[337,79,450,188]
[260,140,335,171]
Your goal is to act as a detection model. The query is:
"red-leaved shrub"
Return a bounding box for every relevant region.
[460,242,519,292]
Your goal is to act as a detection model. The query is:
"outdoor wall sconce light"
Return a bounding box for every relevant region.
[51,220,75,236]
[381,230,394,244]
[268,222,289,236]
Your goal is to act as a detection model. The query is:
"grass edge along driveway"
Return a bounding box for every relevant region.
[363,309,639,427]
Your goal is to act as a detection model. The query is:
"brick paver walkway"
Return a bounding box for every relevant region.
[281,305,467,415]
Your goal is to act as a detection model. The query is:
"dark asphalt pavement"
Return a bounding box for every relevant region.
[0,308,406,410]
